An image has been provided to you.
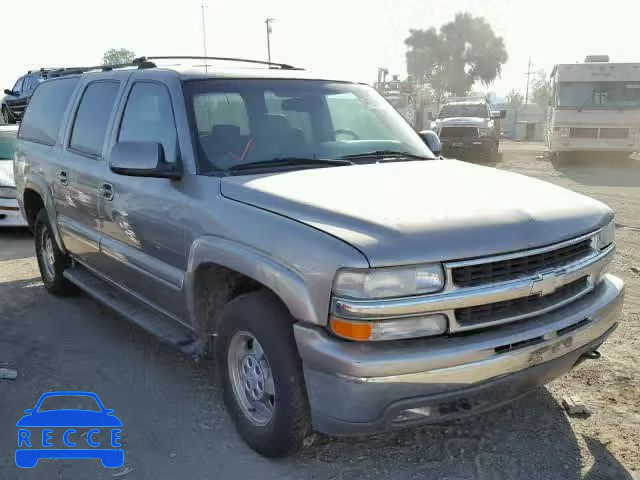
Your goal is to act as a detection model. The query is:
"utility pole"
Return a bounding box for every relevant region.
[524,57,533,105]
[201,3,208,73]
[265,18,275,64]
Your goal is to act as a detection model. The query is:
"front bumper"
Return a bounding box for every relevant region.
[0,197,27,227]
[441,137,495,157]
[294,274,624,435]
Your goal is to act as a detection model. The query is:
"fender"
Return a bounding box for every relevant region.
[185,236,320,327]
[23,175,68,254]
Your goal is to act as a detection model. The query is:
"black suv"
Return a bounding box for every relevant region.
[1,71,49,123]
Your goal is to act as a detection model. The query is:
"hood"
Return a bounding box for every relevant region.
[221,161,612,267]
[0,161,15,187]
[438,117,490,127]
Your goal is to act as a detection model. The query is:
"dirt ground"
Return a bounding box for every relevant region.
[0,141,639,479]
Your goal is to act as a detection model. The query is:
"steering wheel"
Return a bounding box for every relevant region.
[333,129,360,140]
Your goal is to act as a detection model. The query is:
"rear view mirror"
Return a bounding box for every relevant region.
[418,130,442,157]
[110,141,182,179]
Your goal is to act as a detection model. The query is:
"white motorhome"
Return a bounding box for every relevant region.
[547,57,640,158]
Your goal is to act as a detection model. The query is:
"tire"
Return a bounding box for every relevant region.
[217,289,312,457]
[1,106,10,124]
[34,209,79,295]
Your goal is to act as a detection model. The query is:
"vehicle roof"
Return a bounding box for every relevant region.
[46,64,363,84]
[441,101,486,106]
[552,62,640,82]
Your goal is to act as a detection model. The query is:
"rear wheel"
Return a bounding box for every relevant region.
[217,290,312,457]
[34,209,79,295]
[1,106,11,124]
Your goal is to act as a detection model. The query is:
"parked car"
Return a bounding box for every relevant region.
[2,71,48,123]
[0,125,28,226]
[14,56,624,457]
[430,97,506,160]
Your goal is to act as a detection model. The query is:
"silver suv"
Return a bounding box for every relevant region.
[14,57,624,457]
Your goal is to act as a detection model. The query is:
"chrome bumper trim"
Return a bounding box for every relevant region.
[298,274,624,380]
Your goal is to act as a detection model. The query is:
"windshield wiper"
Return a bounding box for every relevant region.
[340,150,433,161]
[228,157,354,172]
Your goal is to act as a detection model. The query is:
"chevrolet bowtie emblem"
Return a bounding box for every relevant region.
[530,268,567,296]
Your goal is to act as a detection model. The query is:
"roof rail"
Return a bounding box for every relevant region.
[138,56,302,70]
[44,58,157,78]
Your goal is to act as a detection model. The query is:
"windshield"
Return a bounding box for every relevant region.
[185,79,433,173]
[37,395,101,412]
[0,134,16,160]
[438,104,487,118]
[558,81,640,108]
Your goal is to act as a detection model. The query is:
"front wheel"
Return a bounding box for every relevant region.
[217,290,312,457]
[1,106,11,124]
[34,209,79,295]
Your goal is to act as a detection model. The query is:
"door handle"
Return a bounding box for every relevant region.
[99,182,114,201]
[57,170,68,186]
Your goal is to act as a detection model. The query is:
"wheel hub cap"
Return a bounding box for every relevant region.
[227,331,275,426]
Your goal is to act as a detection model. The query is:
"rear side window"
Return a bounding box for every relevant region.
[19,77,79,146]
[69,81,120,157]
[118,82,179,163]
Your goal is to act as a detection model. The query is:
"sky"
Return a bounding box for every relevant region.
[4,0,640,97]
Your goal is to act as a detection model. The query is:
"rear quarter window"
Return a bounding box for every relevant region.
[18,77,80,146]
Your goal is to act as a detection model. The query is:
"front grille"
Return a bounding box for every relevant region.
[570,127,598,138]
[452,238,593,288]
[599,128,629,139]
[456,277,589,327]
[440,127,478,139]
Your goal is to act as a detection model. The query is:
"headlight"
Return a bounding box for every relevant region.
[478,127,492,137]
[333,264,445,299]
[0,186,16,199]
[559,127,570,138]
[596,220,615,250]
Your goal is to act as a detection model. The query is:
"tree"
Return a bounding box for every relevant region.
[530,70,551,109]
[102,48,136,66]
[506,89,524,108]
[405,13,508,98]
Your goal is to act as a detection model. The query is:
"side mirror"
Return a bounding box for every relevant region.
[427,112,434,121]
[418,130,442,157]
[4,89,16,96]
[500,109,507,119]
[110,141,182,179]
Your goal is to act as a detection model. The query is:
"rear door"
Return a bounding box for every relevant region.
[55,75,129,267]
[98,77,189,319]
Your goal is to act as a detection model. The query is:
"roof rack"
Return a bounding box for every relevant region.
[44,58,157,78]
[137,56,302,70]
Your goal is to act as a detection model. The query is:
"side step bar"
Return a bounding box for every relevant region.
[64,266,205,356]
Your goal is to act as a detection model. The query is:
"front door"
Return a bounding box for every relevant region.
[55,77,126,267]
[98,79,188,320]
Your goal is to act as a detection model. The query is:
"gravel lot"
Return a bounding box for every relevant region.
[1,141,638,479]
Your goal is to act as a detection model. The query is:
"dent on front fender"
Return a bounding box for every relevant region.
[24,176,67,254]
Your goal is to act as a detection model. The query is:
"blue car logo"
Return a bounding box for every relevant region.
[16,391,123,468]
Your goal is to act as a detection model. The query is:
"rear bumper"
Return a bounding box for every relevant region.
[294,274,624,436]
[0,197,27,227]
[550,137,639,152]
